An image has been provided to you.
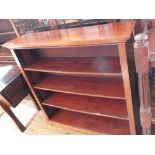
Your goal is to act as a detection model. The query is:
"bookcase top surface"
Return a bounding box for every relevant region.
[3,21,134,49]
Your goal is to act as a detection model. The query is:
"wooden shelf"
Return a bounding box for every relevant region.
[0,51,13,58]
[0,31,15,35]
[0,46,14,63]
[50,109,130,134]
[0,57,14,61]
[24,57,121,76]
[34,75,125,99]
[43,92,128,120]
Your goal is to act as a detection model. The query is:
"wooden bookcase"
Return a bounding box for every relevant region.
[3,21,140,134]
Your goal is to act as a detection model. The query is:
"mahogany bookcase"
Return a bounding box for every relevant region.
[3,21,140,134]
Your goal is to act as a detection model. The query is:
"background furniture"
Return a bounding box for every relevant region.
[10,19,112,35]
[0,64,39,131]
[134,20,155,134]
[0,19,17,64]
[3,21,140,134]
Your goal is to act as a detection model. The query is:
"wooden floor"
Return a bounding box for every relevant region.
[0,95,89,135]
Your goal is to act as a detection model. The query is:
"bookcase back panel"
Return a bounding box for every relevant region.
[15,49,39,67]
[37,45,118,58]
[14,45,119,71]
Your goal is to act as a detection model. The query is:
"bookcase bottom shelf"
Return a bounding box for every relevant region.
[49,109,130,134]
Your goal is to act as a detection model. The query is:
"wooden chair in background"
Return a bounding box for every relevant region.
[0,64,40,132]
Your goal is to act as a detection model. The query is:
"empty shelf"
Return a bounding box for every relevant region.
[24,57,121,76]
[34,75,125,99]
[43,92,128,119]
